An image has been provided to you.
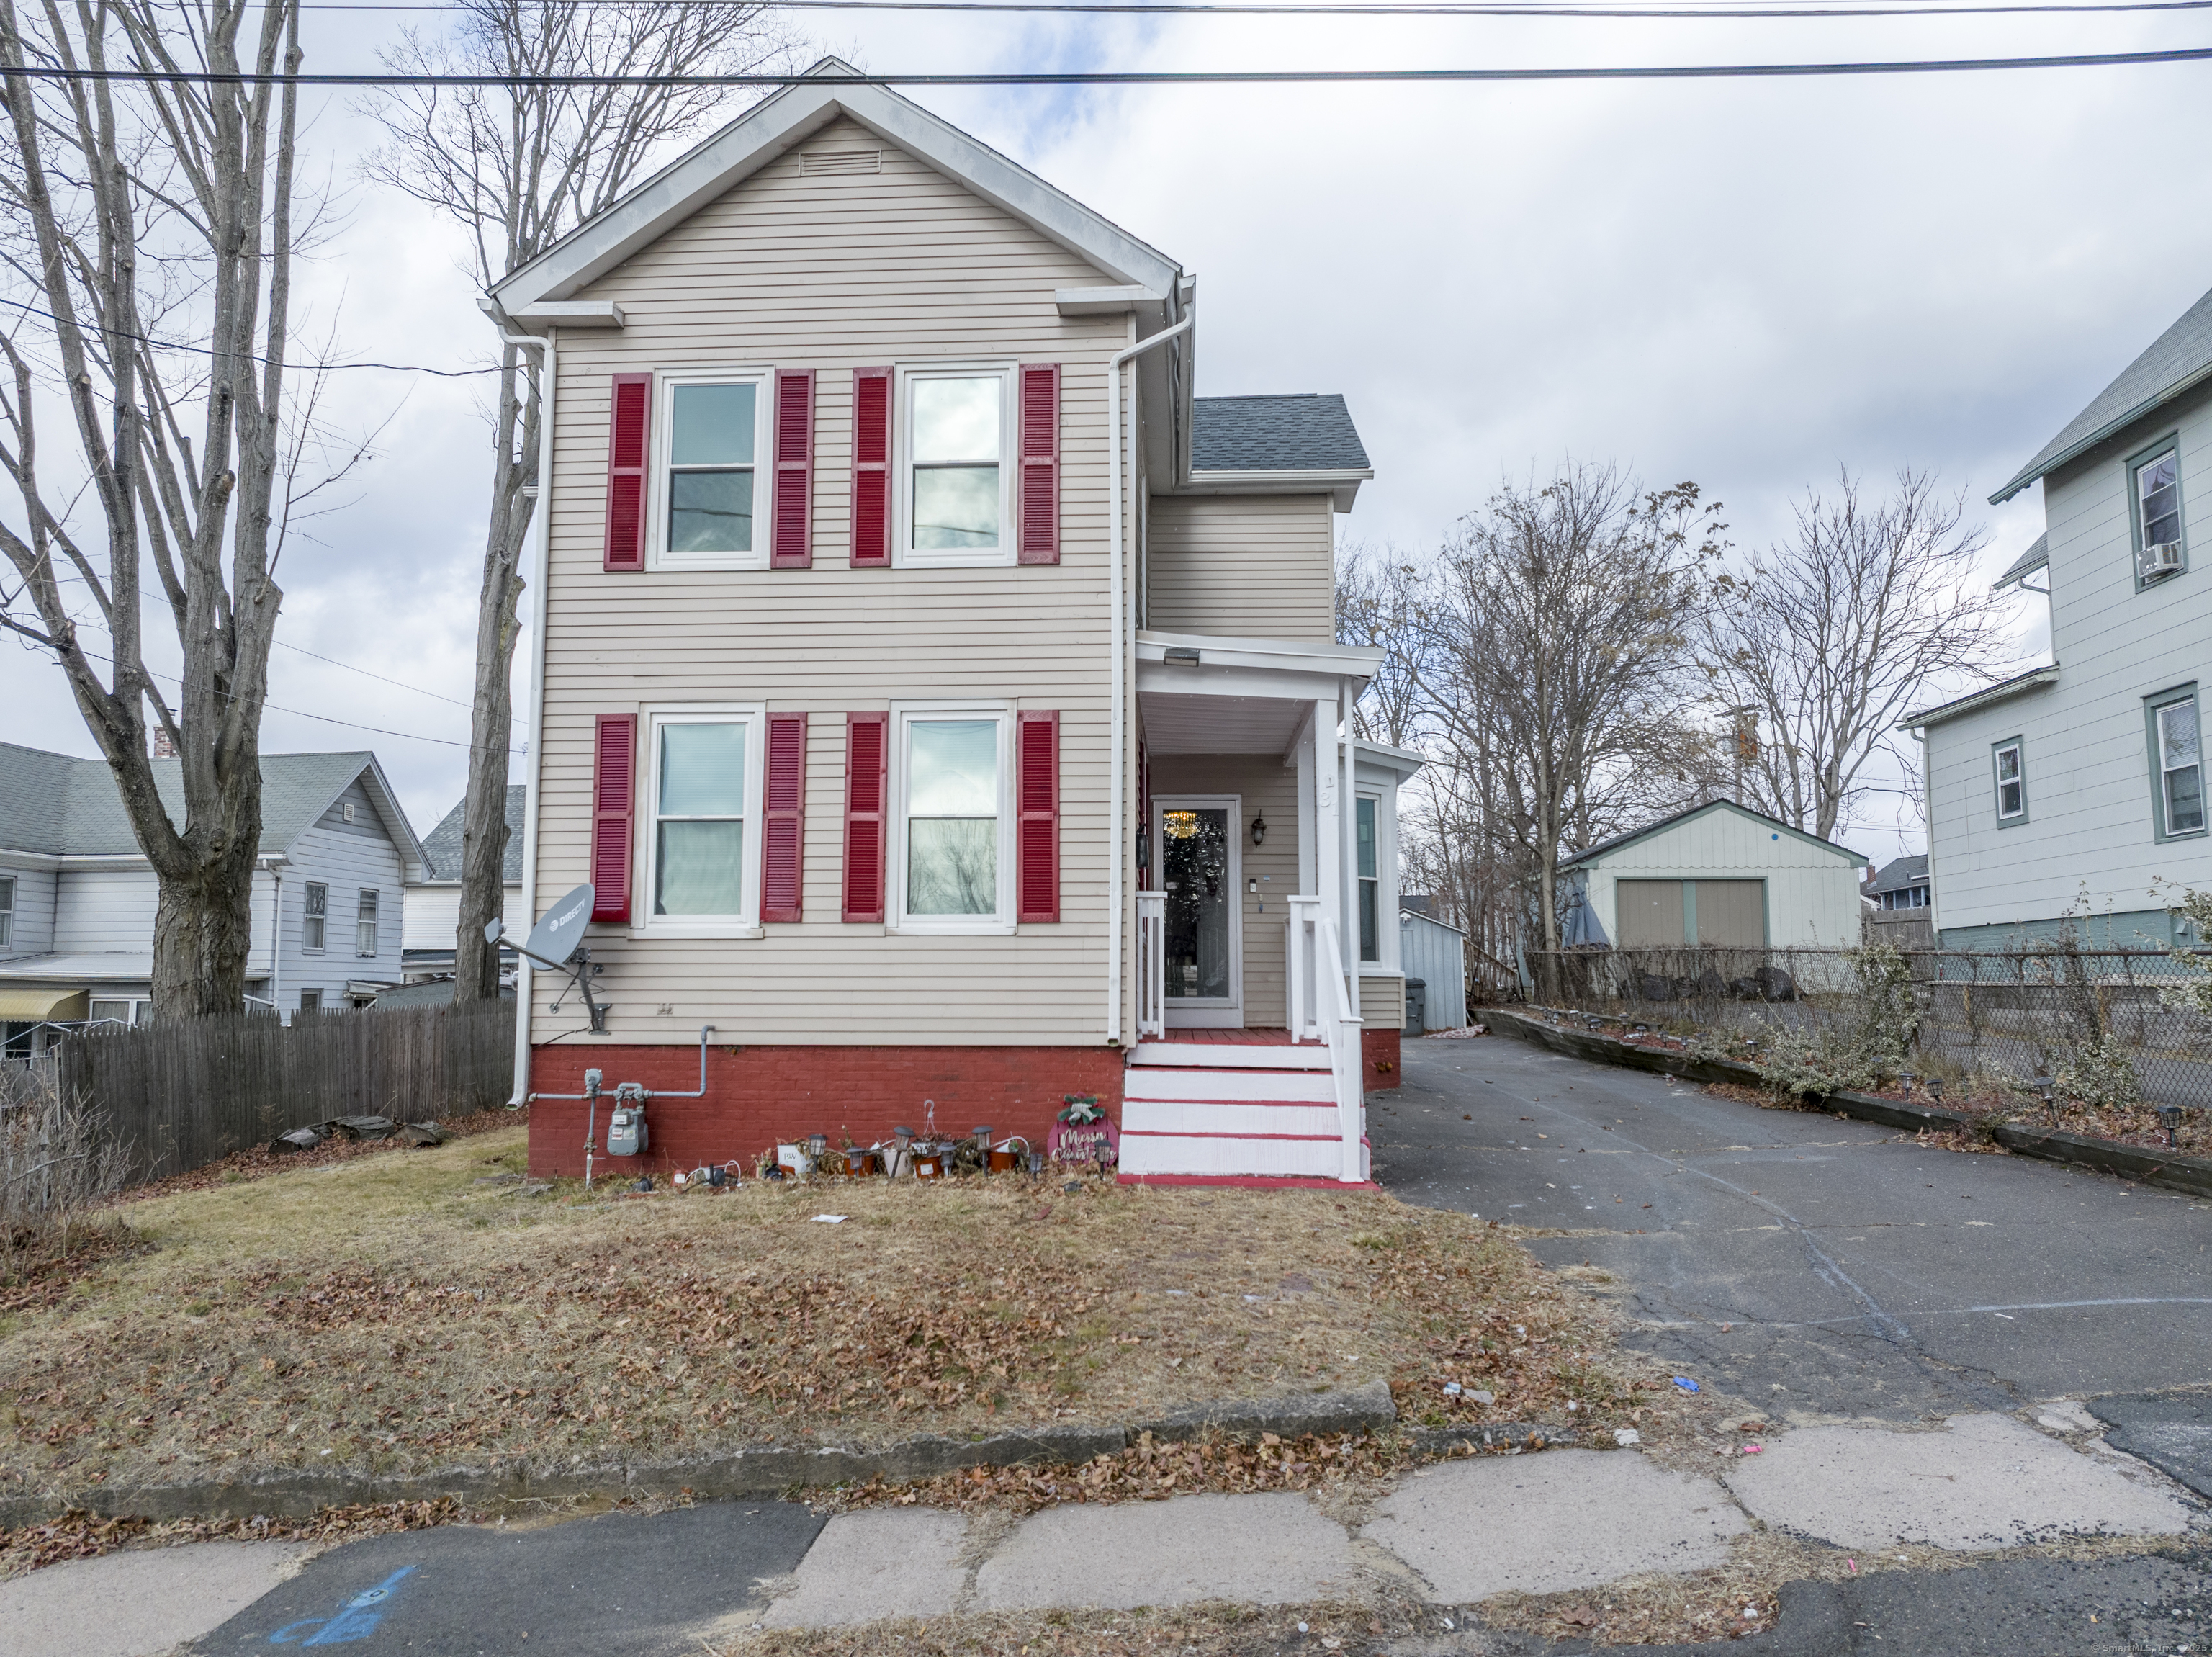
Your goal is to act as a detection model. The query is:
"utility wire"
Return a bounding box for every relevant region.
[179,0,2212,15]
[0,293,508,377]
[272,637,480,711]
[4,48,2211,82]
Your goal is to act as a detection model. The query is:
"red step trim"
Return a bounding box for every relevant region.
[1119,1128,1339,1142]
[1125,1095,1338,1109]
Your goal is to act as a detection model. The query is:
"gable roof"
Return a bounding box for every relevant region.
[1558,799,1866,871]
[418,786,526,883]
[1992,284,2212,503]
[490,58,1182,321]
[1866,853,1930,896]
[0,742,426,872]
[1192,395,1370,472]
[1992,533,2049,591]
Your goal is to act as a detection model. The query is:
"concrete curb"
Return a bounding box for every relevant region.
[1480,1008,2212,1200]
[0,1382,1400,1530]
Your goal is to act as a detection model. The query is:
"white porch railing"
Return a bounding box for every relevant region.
[1136,890,1166,1039]
[1287,895,1368,1183]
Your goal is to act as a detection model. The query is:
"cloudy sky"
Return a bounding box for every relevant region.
[9,0,2212,869]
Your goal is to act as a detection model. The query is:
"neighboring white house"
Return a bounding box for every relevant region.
[0,744,426,1046]
[1907,282,2212,948]
[1552,800,1869,953]
[401,785,526,983]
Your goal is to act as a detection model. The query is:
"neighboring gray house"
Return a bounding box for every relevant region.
[400,786,526,983]
[1908,282,2212,946]
[0,744,426,1046]
[1866,854,1931,912]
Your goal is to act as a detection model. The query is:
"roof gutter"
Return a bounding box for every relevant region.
[1990,360,2212,503]
[1899,664,2061,731]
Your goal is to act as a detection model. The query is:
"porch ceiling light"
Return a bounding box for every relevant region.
[1164,645,1202,665]
[1250,812,1267,848]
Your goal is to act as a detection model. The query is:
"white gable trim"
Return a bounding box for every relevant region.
[490,60,1182,322]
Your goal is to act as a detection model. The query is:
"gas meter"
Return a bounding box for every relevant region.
[606,1082,649,1157]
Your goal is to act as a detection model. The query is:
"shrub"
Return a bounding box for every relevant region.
[2053,1033,2141,1113]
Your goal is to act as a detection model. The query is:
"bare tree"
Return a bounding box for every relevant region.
[1335,543,1428,748]
[1698,470,2009,842]
[0,0,305,1017]
[1412,467,1724,972]
[360,0,793,1002]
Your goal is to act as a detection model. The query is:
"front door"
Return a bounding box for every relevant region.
[1156,795,1242,1028]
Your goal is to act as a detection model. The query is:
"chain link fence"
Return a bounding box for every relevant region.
[1523,943,2212,1113]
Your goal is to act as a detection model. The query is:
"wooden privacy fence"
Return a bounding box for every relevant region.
[54,1000,517,1182]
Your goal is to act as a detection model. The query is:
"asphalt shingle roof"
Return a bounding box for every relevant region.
[0,742,385,857]
[1191,395,1369,472]
[1866,854,1929,897]
[418,786,527,881]
[1993,284,2212,502]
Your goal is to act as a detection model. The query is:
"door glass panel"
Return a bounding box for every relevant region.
[1162,808,1231,1000]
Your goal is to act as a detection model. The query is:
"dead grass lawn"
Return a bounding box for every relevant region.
[0,1126,1653,1507]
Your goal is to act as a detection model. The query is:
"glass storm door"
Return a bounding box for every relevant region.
[1157,796,1241,1025]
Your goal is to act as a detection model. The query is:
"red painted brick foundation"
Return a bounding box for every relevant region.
[526,1044,1128,1180]
[1363,1027,1401,1090]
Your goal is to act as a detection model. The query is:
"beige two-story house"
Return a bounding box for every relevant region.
[489,61,1418,1185]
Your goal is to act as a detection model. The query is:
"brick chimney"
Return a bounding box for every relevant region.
[152,726,176,758]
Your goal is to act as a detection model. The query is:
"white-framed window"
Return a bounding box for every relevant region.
[1356,796,1381,963]
[0,873,13,948]
[2134,442,2184,585]
[299,988,323,1015]
[89,997,129,1024]
[891,704,1014,933]
[640,706,765,935]
[356,889,379,957]
[1993,740,2026,822]
[651,369,773,570]
[2157,694,2205,837]
[899,364,1015,567]
[302,881,327,951]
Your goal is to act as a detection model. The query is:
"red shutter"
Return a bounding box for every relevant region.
[590,714,637,922]
[604,374,651,571]
[771,370,813,569]
[842,711,889,922]
[762,711,807,922]
[1017,710,1060,923]
[1017,364,1060,565]
[850,367,891,567]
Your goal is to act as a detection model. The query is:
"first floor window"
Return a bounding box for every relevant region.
[303,881,327,951]
[1356,796,1380,962]
[356,889,379,957]
[2158,695,2205,835]
[647,711,759,924]
[1994,740,2026,821]
[0,873,12,947]
[90,998,128,1024]
[300,989,323,1014]
[899,711,1007,925]
[662,375,766,560]
[906,370,1007,560]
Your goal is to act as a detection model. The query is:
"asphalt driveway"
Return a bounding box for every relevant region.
[1379,1030,2212,1433]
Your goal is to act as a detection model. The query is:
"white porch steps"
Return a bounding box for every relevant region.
[1120,1041,1361,1181]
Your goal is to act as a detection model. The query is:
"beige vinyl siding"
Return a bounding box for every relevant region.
[1146,495,1336,642]
[1147,753,1298,1028]
[1357,971,1404,1031]
[534,120,1131,1048]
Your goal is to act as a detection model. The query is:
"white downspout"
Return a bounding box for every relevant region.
[1106,313,1192,1048]
[498,320,556,1106]
[266,861,282,1012]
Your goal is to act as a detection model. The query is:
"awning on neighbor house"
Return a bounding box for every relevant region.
[0,988,91,1020]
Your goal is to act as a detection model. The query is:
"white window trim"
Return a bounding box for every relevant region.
[0,872,13,950]
[895,362,1018,570]
[1993,741,2026,821]
[302,881,328,954]
[888,700,1016,935]
[356,889,380,958]
[2158,697,2204,838]
[635,704,768,939]
[648,367,775,572]
[1354,773,1403,976]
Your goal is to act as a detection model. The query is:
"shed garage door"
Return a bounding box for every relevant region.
[1614,879,1766,947]
[1694,879,1765,947]
[1616,880,1685,947]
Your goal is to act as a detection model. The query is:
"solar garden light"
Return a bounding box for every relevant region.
[1897,1072,1918,1097]
[2155,1104,2182,1149]
[806,1131,830,1161]
[1925,1077,1944,1103]
[2031,1075,2056,1124]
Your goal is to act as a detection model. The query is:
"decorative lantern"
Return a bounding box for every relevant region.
[1249,812,1267,848]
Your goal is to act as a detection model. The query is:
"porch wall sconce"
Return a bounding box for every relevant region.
[1136,822,1151,874]
[1250,812,1267,848]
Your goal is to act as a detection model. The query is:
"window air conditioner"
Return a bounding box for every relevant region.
[2142,541,2185,579]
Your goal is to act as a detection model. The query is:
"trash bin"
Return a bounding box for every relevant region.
[1403,978,1426,1038]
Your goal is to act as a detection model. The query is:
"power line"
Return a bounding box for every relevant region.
[3,48,2210,82]
[189,0,2212,16]
[0,293,506,377]
[271,637,480,711]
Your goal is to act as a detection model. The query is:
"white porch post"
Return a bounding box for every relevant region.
[1313,696,1341,951]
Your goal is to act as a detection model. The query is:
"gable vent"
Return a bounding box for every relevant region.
[802,148,881,176]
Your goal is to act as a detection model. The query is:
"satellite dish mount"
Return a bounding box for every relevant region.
[487,882,608,1033]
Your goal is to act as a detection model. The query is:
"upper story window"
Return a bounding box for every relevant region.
[645,709,763,931]
[356,889,379,957]
[893,706,1012,931]
[1356,796,1380,962]
[2154,691,2205,838]
[303,881,327,951]
[902,367,1012,567]
[2132,441,2185,586]
[656,372,770,569]
[1993,739,2026,824]
[0,874,12,948]
[1880,885,1929,910]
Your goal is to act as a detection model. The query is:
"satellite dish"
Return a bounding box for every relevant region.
[514,883,595,972]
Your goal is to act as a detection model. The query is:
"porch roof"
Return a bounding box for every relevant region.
[1136,630,1381,757]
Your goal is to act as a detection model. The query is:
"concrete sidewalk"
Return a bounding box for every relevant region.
[12,1409,2195,1656]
